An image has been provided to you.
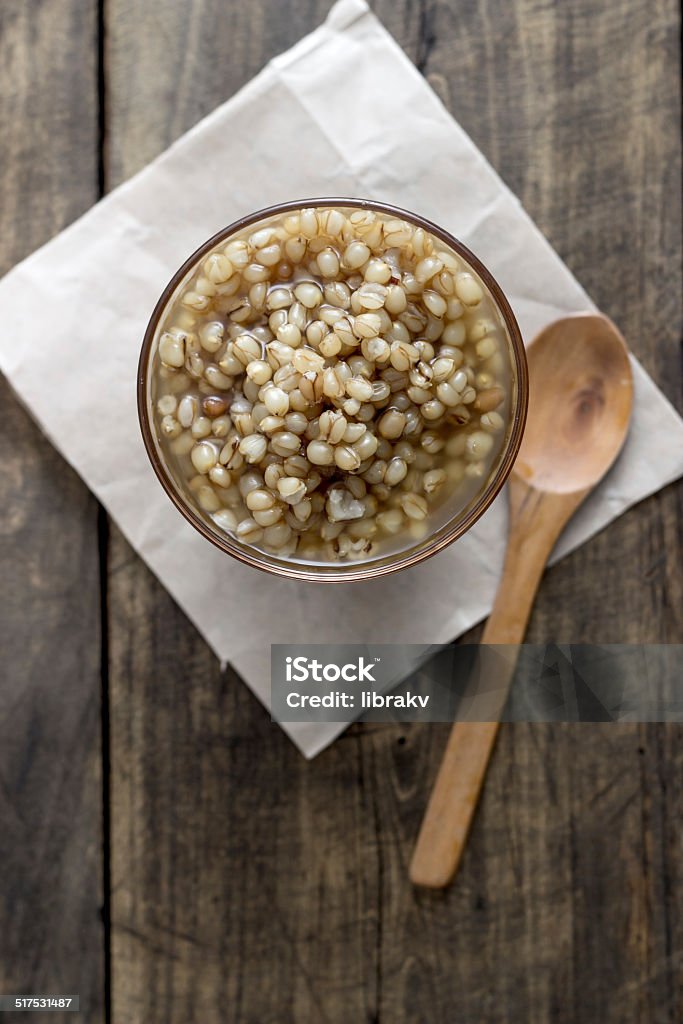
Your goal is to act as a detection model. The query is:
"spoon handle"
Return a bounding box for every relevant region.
[409,479,584,889]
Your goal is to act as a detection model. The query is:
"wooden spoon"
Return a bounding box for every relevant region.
[410,313,634,888]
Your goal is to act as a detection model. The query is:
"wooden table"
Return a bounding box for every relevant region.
[1,1,681,1021]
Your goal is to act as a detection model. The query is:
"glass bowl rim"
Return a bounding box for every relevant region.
[137,197,529,583]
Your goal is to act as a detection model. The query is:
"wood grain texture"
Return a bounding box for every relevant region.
[0,2,104,1021]
[103,1,683,1022]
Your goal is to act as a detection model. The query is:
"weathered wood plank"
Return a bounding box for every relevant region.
[105,0,682,1022]
[0,2,103,1021]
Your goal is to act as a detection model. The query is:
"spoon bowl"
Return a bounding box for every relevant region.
[515,313,633,494]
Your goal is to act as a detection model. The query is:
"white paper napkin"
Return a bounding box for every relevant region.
[1,0,682,758]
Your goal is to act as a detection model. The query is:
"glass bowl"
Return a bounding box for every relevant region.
[138,198,528,582]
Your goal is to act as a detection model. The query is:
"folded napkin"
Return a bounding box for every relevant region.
[1,0,682,757]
